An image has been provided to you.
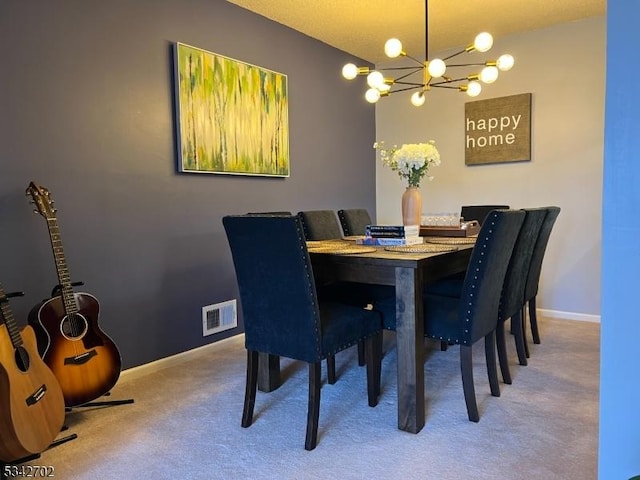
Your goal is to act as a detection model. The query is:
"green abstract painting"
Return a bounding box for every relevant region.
[174,43,289,176]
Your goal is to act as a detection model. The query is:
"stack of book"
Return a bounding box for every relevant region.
[356,224,423,246]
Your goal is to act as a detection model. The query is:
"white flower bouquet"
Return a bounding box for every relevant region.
[374,141,441,188]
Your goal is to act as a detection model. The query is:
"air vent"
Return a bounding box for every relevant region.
[202,300,237,336]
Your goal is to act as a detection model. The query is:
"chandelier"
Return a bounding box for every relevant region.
[341,1,514,106]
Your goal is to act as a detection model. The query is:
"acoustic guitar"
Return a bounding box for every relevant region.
[26,182,122,407]
[0,283,65,462]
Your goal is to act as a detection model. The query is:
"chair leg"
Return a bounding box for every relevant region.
[374,332,382,397]
[460,345,479,422]
[484,331,500,397]
[522,308,530,358]
[440,341,449,351]
[357,341,366,366]
[513,309,528,366]
[529,297,541,344]
[495,321,512,385]
[327,355,336,385]
[305,362,322,451]
[242,350,259,428]
[365,332,382,406]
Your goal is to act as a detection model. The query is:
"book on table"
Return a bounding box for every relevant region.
[365,224,420,238]
[356,236,424,246]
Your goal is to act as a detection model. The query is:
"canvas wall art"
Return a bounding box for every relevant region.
[464,93,532,166]
[173,43,290,176]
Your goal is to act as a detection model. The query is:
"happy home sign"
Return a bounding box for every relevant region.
[465,93,531,166]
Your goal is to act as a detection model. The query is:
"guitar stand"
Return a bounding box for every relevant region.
[0,431,78,480]
[0,291,24,304]
[66,391,135,410]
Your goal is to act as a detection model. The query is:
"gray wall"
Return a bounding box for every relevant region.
[0,0,376,368]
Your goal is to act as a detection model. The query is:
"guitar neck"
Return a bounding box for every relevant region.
[0,292,24,350]
[45,218,77,314]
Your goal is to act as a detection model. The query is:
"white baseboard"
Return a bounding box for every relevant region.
[538,308,600,323]
[120,334,245,381]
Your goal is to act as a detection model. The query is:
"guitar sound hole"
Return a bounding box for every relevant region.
[60,313,89,340]
[14,346,30,372]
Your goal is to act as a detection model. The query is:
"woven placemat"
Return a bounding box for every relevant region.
[308,245,377,254]
[423,236,478,245]
[384,244,458,253]
[306,239,350,248]
[341,235,366,242]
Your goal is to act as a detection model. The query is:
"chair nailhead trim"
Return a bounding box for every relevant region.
[462,215,498,340]
[296,222,322,357]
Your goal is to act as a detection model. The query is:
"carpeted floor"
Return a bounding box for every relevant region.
[20,316,599,479]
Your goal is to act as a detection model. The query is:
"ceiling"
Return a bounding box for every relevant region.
[227,0,605,64]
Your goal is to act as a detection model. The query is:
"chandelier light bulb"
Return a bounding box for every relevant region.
[378,82,392,92]
[384,38,403,58]
[342,63,359,80]
[496,54,515,71]
[367,71,385,89]
[466,81,482,97]
[473,32,494,52]
[479,66,499,84]
[427,59,446,78]
[365,88,381,103]
[410,91,426,107]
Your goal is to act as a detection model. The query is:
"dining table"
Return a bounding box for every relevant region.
[257,238,475,434]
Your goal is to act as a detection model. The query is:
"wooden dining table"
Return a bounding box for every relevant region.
[258,242,474,434]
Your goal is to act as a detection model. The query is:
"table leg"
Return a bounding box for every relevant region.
[394,266,425,433]
[257,353,281,392]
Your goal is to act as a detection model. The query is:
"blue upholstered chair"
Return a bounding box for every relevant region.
[522,206,561,346]
[298,213,388,309]
[425,205,512,299]
[425,210,524,421]
[461,205,510,225]
[375,209,525,422]
[223,214,383,450]
[495,208,547,382]
[337,208,372,236]
[336,208,376,364]
[297,210,344,240]
[298,209,355,375]
[298,209,393,369]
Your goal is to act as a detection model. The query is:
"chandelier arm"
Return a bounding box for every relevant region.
[378,66,426,71]
[442,49,468,62]
[430,84,463,90]
[388,85,423,94]
[446,63,486,67]
[404,54,426,66]
[393,68,425,82]
[393,81,426,87]
[430,76,472,86]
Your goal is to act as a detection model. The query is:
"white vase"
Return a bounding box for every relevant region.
[401,186,422,226]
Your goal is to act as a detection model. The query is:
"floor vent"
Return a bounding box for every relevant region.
[202,300,237,336]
